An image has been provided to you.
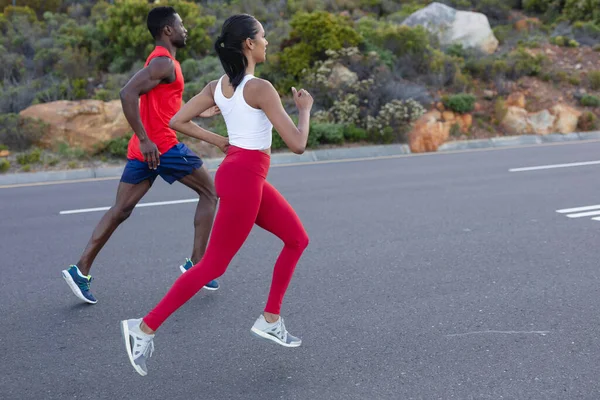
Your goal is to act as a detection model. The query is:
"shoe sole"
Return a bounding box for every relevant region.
[120,320,147,377]
[250,327,302,348]
[61,270,97,304]
[179,266,219,291]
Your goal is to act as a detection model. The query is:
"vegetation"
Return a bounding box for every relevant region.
[0,0,599,170]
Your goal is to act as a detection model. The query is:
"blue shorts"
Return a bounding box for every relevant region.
[121,143,203,185]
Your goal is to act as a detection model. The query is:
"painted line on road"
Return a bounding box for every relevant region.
[60,198,198,215]
[565,210,600,218]
[556,204,600,223]
[556,204,600,213]
[510,160,600,172]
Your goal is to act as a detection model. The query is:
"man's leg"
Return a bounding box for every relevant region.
[178,165,218,264]
[76,180,152,275]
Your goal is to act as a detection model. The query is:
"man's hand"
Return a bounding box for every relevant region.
[218,137,229,154]
[199,105,221,118]
[140,138,160,169]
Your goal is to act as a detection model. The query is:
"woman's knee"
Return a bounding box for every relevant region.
[287,229,309,251]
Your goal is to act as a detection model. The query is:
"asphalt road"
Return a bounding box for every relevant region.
[2,142,600,400]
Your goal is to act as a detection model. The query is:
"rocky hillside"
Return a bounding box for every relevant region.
[1,0,599,173]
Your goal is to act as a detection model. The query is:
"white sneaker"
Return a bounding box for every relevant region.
[250,315,302,348]
[120,318,155,376]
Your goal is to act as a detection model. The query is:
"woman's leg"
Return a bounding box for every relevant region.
[142,166,265,331]
[254,181,309,316]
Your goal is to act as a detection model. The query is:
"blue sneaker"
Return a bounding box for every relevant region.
[61,265,97,304]
[179,258,219,291]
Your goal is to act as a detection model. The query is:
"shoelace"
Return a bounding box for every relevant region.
[145,340,155,358]
[77,276,92,291]
[278,318,288,342]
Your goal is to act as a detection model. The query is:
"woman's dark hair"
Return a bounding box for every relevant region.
[215,14,259,89]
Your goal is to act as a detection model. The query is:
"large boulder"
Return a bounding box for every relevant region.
[550,104,582,134]
[408,111,451,153]
[19,100,130,151]
[501,106,531,135]
[402,2,499,54]
[527,110,556,135]
[501,103,581,135]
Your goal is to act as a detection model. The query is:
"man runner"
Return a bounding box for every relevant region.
[62,6,228,304]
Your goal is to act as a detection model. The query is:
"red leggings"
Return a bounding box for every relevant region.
[143,146,309,331]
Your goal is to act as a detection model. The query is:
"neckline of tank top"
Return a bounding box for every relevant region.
[218,74,255,101]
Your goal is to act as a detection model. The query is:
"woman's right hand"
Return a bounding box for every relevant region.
[292,87,313,112]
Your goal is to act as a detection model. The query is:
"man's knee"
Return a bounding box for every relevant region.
[111,204,134,223]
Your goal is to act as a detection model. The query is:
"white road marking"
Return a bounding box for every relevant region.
[59,198,198,215]
[510,160,600,172]
[556,204,600,213]
[556,204,600,222]
[446,330,549,337]
[566,210,600,218]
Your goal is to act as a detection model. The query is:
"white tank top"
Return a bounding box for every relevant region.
[214,74,273,150]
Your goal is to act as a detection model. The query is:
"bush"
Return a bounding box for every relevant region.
[343,124,368,142]
[589,70,600,90]
[16,148,41,165]
[564,0,600,24]
[97,133,133,158]
[0,158,10,173]
[507,48,545,78]
[310,123,345,145]
[523,0,550,13]
[569,74,582,85]
[366,99,425,143]
[581,94,600,107]
[443,94,476,114]
[494,97,508,124]
[279,11,363,81]
[0,0,61,18]
[578,111,599,131]
[0,114,46,151]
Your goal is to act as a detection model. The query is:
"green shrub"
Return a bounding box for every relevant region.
[443,94,476,114]
[279,11,363,81]
[343,124,368,142]
[16,148,41,165]
[551,36,567,46]
[578,111,599,131]
[310,123,345,145]
[492,25,512,44]
[581,94,600,107]
[508,48,545,78]
[21,164,31,172]
[98,133,133,158]
[569,74,582,85]
[494,97,508,124]
[372,24,430,59]
[523,0,550,13]
[0,114,46,151]
[589,70,600,90]
[0,158,10,173]
[564,0,600,24]
[55,141,86,159]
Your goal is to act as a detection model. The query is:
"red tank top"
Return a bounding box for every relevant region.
[127,46,183,161]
